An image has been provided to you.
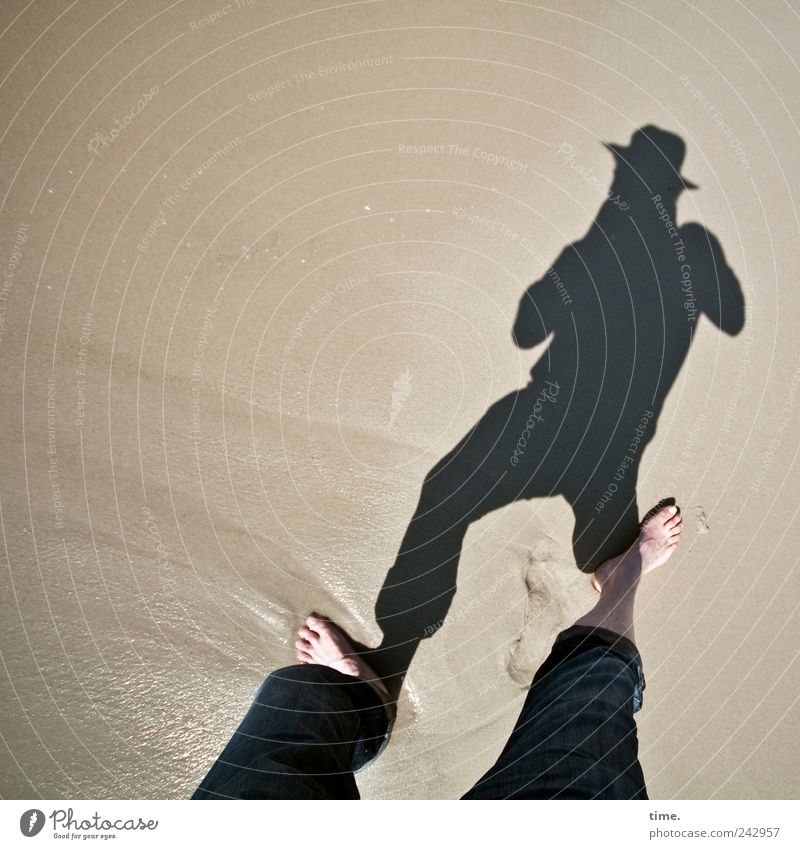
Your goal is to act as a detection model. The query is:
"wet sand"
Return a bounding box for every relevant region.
[1,0,799,799]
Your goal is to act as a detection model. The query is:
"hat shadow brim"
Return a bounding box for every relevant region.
[603,141,699,190]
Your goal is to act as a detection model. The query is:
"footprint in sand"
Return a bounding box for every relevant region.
[694,506,709,534]
[505,553,568,686]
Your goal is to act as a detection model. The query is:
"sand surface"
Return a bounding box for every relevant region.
[1,0,799,799]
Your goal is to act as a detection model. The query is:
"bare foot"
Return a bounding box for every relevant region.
[295,614,390,701]
[592,503,683,592]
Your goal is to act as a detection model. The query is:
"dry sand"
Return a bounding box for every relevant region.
[1,0,799,799]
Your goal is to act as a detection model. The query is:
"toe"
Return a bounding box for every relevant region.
[665,512,682,529]
[644,503,676,527]
[306,618,328,636]
[298,626,317,642]
[307,616,330,635]
[661,505,679,523]
[296,649,313,663]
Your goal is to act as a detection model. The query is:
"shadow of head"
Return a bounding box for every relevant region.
[604,124,699,197]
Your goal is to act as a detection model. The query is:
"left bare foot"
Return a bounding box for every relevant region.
[592,503,683,592]
[295,614,389,701]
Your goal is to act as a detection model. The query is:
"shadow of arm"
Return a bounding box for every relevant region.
[683,223,745,336]
[512,253,568,348]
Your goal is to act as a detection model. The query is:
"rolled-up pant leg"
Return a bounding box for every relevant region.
[192,664,392,799]
[462,625,648,799]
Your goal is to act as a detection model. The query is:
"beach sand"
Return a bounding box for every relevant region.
[1,0,798,799]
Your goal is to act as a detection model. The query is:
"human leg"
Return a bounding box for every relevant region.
[192,616,394,800]
[581,502,682,641]
[462,503,682,799]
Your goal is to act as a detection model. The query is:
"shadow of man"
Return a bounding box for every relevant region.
[372,125,745,688]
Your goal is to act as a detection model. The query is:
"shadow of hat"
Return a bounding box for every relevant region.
[603,125,699,190]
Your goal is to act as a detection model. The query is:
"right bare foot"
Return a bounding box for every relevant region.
[592,503,683,592]
[295,614,390,702]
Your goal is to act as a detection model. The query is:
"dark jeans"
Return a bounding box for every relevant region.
[192,625,647,800]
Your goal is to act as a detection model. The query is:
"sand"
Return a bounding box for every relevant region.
[1,0,798,800]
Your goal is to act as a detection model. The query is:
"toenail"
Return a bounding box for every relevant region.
[668,505,677,514]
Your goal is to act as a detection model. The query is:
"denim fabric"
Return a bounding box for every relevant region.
[192,625,647,800]
[461,625,648,799]
[192,664,392,799]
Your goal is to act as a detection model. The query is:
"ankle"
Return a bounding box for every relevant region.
[602,551,643,593]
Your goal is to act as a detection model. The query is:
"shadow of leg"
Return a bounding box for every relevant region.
[373,495,469,691]
[570,487,641,572]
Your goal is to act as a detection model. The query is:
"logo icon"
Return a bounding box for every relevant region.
[19,809,45,837]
